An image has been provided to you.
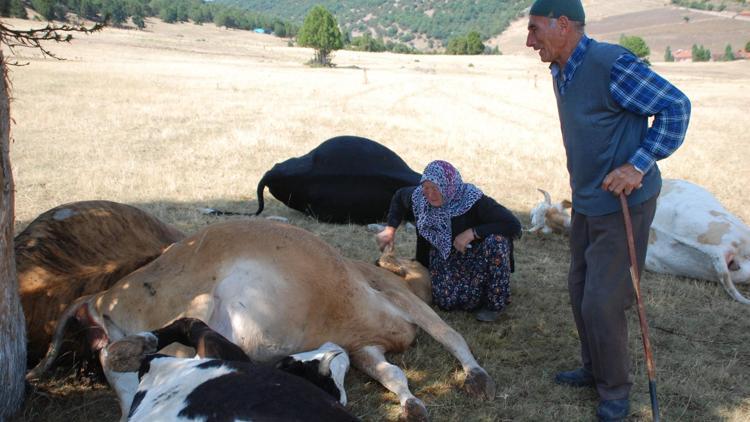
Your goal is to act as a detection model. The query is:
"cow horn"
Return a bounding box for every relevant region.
[27,294,94,380]
[525,225,542,233]
[537,188,552,205]
[255,171,270,216]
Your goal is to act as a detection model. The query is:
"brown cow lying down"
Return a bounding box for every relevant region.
[30,219,494,421]
[16,200,185,367]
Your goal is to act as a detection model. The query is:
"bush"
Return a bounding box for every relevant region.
[746,41,750,53]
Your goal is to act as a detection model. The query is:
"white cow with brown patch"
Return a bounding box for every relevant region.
[646,179,750,304]
[29,219,494,421]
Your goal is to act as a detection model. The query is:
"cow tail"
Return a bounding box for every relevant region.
[255,172,269,216]
[26,294,94,380]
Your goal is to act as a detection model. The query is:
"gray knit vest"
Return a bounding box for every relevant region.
[554,39,660,216]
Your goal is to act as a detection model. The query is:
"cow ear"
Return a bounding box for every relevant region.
[562,200,572,209]
[318,350,342,376]
[274,356,296,371]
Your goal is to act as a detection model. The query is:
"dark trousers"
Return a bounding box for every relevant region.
[568,194,657,400]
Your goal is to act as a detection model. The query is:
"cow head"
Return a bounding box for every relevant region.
[26,295,113,382]
[275,342,351,405]
[376,243,432,303]
[726,240,750,284]
[528,189,572,235]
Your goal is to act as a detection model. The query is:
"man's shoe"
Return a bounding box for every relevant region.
[597,399,629,421]
[554,368,595,387]
[474,307,502,322]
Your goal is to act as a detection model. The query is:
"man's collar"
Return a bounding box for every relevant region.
[550,34,590,79]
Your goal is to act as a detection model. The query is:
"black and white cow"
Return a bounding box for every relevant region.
[102,318,356,422]
[255,135,421,224]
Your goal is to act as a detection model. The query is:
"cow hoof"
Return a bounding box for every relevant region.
[463,367,496,400]
[106,334,158,372]
[400,397,429,422]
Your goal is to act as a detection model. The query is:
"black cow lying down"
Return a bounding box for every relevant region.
[255,135,421,224]
[103,318,357,422]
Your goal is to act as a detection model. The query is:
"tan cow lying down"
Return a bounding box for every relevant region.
[16,200,185,366]
[30,219,494,421]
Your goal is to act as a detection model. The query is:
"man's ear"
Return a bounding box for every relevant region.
[557,15,570,33]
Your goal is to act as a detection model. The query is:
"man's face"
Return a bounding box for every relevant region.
[526,15,563,64]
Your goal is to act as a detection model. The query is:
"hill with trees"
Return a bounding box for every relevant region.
[215,0,532,49]
[6,0,299,36]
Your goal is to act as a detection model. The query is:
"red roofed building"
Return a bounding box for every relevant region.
[673,49,692,62]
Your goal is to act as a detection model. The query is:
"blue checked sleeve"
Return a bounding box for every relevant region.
[609,54,691,173]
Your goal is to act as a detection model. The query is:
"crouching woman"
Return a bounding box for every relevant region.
[377,160,522,322]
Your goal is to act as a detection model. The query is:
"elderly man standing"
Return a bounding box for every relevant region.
[525,0,690,420]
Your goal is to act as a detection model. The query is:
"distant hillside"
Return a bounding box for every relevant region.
[495,0,750,62]
[215,0,532,48]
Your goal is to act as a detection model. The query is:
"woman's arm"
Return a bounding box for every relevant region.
[377,187,417,251]
[471,196,522,240]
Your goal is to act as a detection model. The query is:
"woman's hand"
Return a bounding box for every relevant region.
[453,228,475,254]
[376,226,397,251]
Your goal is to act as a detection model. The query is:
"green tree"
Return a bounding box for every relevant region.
[692,44,711,62]
[348,33,385,52]
[31,0,56,20]
[619,34,651,63]
[664,46,674,62]
[132,14,145,29]
[465,31,484,55]
[723,44,735,61]
[745,40,750,52]
[446,35,468,54]
[297,5,343,66]
[158,4,178,23]
[9,0,25,18]
[0,0,10,17]
[273,21,286,37]
[103,0,128,26]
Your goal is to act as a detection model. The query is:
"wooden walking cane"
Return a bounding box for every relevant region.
[619,193,660,422]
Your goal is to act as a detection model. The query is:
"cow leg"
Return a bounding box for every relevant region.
[350,345,428,422]
[388,292,496,400]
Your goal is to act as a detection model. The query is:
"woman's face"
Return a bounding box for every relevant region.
[422,181,444,207]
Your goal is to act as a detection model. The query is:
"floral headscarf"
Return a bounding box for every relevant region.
[412,160,483,259]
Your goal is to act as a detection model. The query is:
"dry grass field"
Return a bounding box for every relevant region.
[5,4,750,422]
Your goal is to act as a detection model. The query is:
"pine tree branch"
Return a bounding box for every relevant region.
[0,21,104,62]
